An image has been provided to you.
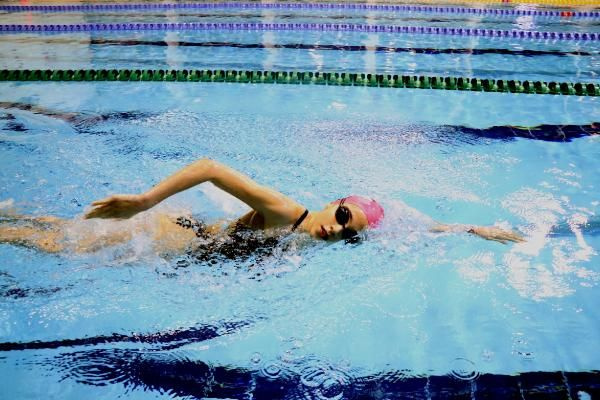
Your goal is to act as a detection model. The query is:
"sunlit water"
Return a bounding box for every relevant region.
[0,2,599,399]
[2,30,599,82]
[0,6,599,82]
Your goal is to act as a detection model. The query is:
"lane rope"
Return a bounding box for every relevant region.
[0,2,598,18]
[0,22,596,41]
[1,68,598,97]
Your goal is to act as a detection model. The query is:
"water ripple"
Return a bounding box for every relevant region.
[260,361,283,379]
[298,361,355,400]
[449,357,479,381]
[53,349,131,386]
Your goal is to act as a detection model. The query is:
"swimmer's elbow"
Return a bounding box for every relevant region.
[190,157,219,180]
[205,158,231,183]
[195,157,215,168]
[198,158,244,188]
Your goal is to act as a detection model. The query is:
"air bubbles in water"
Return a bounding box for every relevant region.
[481,349,495,362]
[512,333,535,361]
[250,352,261,364]
[450,358,479,381]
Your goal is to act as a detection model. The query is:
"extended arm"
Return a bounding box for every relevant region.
[85,158,299,220]
[431,223,524,244]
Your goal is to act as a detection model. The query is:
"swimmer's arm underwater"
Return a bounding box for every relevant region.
[85,158,301,221]
[430,223,525,244]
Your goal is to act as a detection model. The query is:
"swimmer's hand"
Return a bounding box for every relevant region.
[431,224,525,244]
[467,226,525,244]
[84,194,150,220]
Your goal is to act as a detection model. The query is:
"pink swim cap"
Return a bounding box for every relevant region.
[333,195,384,228]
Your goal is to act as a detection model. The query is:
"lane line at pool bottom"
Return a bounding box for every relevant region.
[0,318,258,352]
[13,345,600,400]
[15,37,599,58]
[1,100,598,142]
[1,68,598,97]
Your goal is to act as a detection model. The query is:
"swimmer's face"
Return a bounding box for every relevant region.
[309,202,368,242]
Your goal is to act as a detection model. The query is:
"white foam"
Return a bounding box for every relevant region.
[503,188,565,256]
[504,253,574,301]
[502,189,599,300]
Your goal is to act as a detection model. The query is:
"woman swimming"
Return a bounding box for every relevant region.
[0,157,523,255]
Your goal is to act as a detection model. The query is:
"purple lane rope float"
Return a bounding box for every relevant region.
[0,22,596,41]
[0,3,598,18]
[0,69,598,97]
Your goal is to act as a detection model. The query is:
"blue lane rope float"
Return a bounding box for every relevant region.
[0,3,598,19]
[1,69,598,97]
[0,22,596,41]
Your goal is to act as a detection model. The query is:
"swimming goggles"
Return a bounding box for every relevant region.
[335,198,360,244]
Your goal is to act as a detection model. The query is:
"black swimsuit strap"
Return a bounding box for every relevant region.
[291,209,309,232]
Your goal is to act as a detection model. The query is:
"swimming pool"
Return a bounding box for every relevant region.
[0,2,599,399]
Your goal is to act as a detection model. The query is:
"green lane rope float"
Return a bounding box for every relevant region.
[1,69,597,97]
[0,22,596,42]
[1,3,598,19]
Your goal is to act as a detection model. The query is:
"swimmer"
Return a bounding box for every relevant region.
[0,158,524,255]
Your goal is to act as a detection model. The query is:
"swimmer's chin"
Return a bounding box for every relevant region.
[305,229,329,241]
[306,225,330,241]
[307,226,336,243]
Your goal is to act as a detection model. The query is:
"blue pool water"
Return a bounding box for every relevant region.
[2,30,599,82]
[0,2,599,399]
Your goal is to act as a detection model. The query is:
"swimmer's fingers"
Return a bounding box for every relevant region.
[84,203,114,219]
[504,232,526,243]
[481,234,507,244]
[85,206,114,219]
[85,194,147,219]
[85,196,118,219]
[493,229,525,243]
[85,204,135,219]
[90,197,113,207]
[470,226,525,244]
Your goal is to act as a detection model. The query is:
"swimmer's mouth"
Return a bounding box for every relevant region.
[320,225,329,240]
